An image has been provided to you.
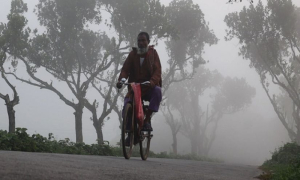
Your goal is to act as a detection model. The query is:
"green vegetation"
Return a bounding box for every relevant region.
[0,128,113,155]
[0,128,221,162]
[258,142,300,180]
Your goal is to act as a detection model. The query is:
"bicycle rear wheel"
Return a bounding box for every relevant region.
[139,131,151,160]
[122,103,134,159]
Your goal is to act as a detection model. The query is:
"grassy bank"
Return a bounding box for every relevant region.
[0,128,221,162]
[258,142,300,180]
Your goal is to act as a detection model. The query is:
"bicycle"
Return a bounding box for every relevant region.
[120,80,153,160]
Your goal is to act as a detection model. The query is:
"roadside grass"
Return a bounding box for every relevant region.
[257,142,300,180]
[0,128,222,163]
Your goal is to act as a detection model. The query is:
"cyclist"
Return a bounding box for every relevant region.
[116,32,162,131]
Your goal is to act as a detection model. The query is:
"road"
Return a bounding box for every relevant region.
[0,151,261,180]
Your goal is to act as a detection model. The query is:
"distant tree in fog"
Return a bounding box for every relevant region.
[0,0,112,143]
[225,0,300,144]
[161,0,218,154]
[164,67,221,155]
[203,77,255,156]
[167,68,255,156]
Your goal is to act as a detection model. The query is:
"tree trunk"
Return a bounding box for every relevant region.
[172,133,178,155]
[294,106,300,145]
[94,119,103,144]
[197,134,205,156]
[96,125,104,144]
[0,73,19,134]
[190,136,197,155]
[74,104,84,143]
[296,129,300,145]
[7,103,15,133]
[296,119,300,144]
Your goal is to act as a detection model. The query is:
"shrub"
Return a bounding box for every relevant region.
[260,142,300,180]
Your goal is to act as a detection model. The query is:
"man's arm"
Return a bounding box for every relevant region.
[118,52,132,82]
[150,50,162,87]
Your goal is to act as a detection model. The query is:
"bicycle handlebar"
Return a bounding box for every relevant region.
[121,80,150,86]
[117,80,150,93]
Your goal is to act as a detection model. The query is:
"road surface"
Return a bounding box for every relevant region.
[0,151,261,180]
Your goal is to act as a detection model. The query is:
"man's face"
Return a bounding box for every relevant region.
[137,34,149,48]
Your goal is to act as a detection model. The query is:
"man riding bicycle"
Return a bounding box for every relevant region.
[116,32,162,131]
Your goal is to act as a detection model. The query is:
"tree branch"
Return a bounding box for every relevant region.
[260,72,296,139]
[16,57,76,108]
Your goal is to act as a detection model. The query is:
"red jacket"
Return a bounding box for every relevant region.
[118,45,162,96]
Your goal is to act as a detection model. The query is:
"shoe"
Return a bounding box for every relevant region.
[125,136,131,146]
[141,122,153,131]
[125,134,139,146]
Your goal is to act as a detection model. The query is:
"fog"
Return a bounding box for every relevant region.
[1,0,299,166]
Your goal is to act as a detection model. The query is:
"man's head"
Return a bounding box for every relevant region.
[137,32,150,49]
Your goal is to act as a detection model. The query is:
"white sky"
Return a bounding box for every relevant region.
[1,0,299,165]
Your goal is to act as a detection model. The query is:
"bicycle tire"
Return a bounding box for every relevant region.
[122,103,134,159]
[139,130,151,160]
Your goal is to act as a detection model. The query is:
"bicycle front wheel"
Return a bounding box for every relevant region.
[139,131,151,160]
[122,103,134,159]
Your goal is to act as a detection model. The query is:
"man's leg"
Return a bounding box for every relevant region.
[122,97,131,117]
[122,97,131,130]
[144,86,162,125]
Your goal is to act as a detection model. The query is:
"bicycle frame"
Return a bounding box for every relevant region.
[120,81,152,160]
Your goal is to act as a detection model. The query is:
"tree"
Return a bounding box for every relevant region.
[225,0,300,143]
[167,68,255,155]
[166,68,220,155]
[84,38,121,144]
[2,0,112,143]
[0,70,19,133]
[164,68,221,154]
[0,0,27,133]
[201,77,255,156]
[0,55,20,133]
[160,0,218,154]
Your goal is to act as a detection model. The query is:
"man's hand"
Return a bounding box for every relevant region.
[116,78,126,89]
[116,82,123,89]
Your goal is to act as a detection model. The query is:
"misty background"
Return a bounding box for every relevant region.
[1,0,299,166]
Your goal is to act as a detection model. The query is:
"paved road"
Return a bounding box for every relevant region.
[0,151,261,180]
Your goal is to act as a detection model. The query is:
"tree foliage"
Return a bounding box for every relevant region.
[100,0,175,45]
[162,0,218,95]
